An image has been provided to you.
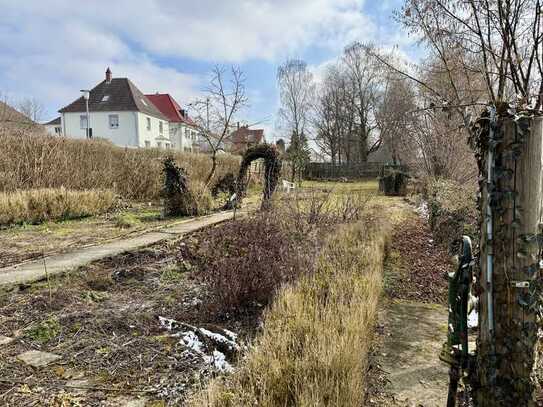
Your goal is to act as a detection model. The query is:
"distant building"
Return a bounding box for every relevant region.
[198,132,231,154]
[230,124,265,154]
[44,117,62,136]
[145,93,200,152]
[58,68,171,148]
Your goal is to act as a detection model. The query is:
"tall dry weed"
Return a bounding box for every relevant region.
[0,188,116,226]
[0,130,240,200]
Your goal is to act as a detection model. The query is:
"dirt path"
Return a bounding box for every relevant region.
[374,301,448,406]
[0,209,240,287]
[368,208,451,406]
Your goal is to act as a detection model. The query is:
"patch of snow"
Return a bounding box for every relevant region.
[158,316,177,331]
[158,316,239,374]
[199,328,240,352]
[181,331,205,353]
[203,350,233,373]
[468,309,478,328]
[415,201,429,219]
[222,329,238,341]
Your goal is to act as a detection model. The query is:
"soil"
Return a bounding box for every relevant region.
[367,208,453,406]
[0,223,262,406]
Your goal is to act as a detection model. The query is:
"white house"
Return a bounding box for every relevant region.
[145,93,200,152]
[58,68,171,148]
[44,117,62,136]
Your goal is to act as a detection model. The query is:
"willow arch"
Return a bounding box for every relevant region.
[227,144,282,210]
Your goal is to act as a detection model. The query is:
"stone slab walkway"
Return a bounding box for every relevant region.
[377,301,449,406]
[0,210,236,287]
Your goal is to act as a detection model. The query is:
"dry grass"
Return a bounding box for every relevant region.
[0,188,116,226]
[0,130,240,200]
[191,211,390,406]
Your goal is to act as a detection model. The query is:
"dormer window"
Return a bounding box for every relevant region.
[101,95,110,102]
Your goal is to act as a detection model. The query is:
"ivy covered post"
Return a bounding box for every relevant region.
[474,113,543,405]
[227,144,282,211]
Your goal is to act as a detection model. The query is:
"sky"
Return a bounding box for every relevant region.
[0,0,420,141]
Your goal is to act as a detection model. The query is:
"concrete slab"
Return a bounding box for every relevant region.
[0,210,237,287]
[17,350,61,367]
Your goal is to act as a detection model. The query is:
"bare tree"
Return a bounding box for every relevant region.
[375,73,417,165]
[314,64,348,164]
[342,43,382,162]
[277,59,315,179]
[191,65,248,186]
[18,97,45,123]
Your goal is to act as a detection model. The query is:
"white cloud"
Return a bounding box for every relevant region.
[0,0,372,62]
[0,0,376,120]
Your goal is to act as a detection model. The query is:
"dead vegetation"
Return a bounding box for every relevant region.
[384,212,450,304]
[191,209,390,406]
[0,181,380,406]
[0,227,260,406]
[0,130,240,200]
[0,187,116,227]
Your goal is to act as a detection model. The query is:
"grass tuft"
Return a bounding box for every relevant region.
[25,316,61,343]
[113,212,142,229]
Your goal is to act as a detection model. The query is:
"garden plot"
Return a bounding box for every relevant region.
[0,226,261,406]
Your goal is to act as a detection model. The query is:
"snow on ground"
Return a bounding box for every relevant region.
[468,309,478,328]
[158,316,238,373]
[415,201,429,219]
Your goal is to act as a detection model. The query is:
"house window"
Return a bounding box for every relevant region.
[146,117,151,130]
[159,121,163,134]
[109,114,119,129]
[80,115,88,129]
[165,143,170,149]
[145,141,150,148]
[157,142,162,148]
[54,126,62,135]
[101,95,110,102]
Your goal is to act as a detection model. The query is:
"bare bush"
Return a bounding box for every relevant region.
[193,212,315,311]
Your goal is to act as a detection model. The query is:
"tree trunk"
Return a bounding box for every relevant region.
[205,152,217,187]
[476,116,543,406]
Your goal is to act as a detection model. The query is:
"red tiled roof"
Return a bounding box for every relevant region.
[145,93,197,127]
[231,127,265,144]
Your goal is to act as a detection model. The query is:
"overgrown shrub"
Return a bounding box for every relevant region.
[162,157,213,217]
[425,178,478,251]
[193,212,314,311]
[0,130,240,200]
[0,188,116,226]
[211,172,236,198]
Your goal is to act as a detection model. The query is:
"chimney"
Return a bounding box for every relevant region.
[105,67,112,83]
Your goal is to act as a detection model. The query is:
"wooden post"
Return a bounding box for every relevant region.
[476,115,543,405]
